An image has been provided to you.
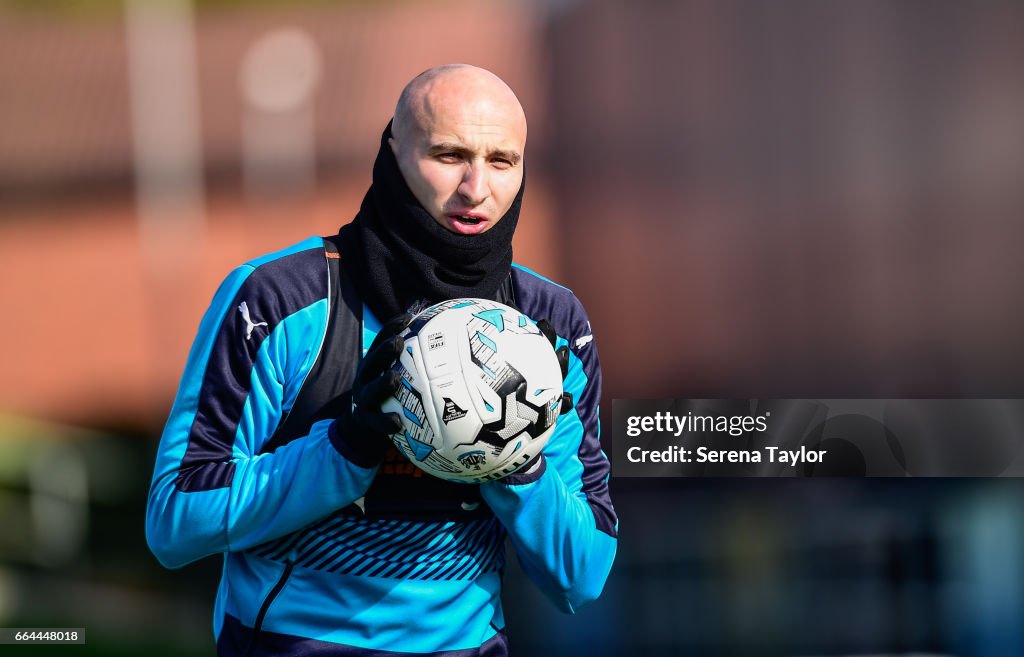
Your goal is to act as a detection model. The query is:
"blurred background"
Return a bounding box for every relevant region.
[1,0,1023,655]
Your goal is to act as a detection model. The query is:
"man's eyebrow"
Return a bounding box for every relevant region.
[427,142,522,164]
[491,149,522,165]
[427,142,468,155]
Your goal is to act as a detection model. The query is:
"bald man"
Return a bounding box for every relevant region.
[146,65,617,657]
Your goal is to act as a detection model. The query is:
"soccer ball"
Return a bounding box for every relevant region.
[381,298,564,483]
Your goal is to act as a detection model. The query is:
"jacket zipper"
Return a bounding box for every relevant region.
[245,556,295,657]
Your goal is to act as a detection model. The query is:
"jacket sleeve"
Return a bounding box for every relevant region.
[145,246,379,569]
[480,297,618,613]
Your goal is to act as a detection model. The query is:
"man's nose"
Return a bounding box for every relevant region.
[457,163,488,206]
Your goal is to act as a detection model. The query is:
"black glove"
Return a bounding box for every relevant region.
[536,319,574,415]
[335,313,413,462]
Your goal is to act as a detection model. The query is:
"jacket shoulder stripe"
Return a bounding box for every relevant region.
[510,268,617,538]
[176,245,329,492]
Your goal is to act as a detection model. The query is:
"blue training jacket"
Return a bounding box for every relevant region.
[145,236,618,656]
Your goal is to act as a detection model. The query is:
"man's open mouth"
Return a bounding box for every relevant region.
[446,214,489,234]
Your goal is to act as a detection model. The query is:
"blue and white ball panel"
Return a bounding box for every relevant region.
[429,376,482,443]
[470,374,504,425]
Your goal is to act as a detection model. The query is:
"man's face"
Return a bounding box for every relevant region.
[390,75,527,235]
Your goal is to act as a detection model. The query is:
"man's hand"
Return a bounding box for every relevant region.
[536,319,574,415]
[338,313,413,456]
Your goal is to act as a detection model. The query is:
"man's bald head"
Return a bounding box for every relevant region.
[391,64,527,145]
[388,65,528,235]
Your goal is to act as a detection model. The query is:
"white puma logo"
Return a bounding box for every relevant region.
[238,301,268,340]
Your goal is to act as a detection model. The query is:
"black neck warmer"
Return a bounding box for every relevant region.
[336,121,523,322]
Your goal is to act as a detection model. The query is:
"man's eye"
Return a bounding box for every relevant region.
[492,158,513,168]
[436,153,461,162]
